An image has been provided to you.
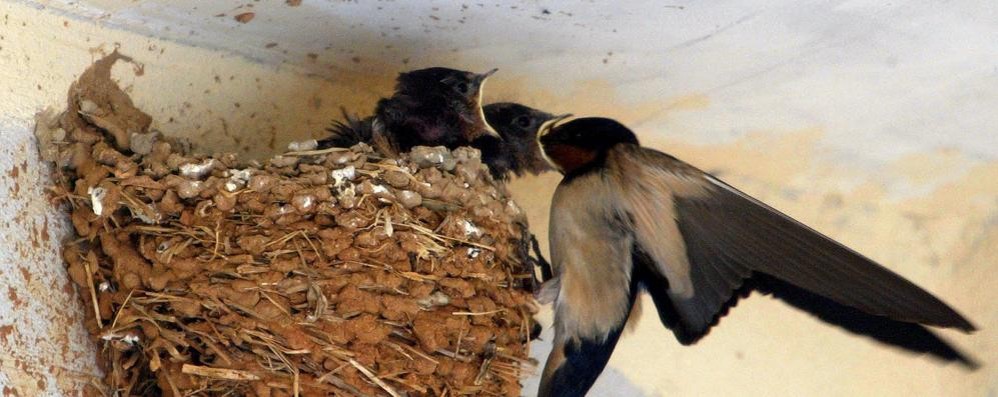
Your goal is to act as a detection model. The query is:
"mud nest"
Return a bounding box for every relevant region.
[39,53,539,396]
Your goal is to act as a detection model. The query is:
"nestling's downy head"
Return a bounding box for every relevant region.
[482,103,570,176]
[394,67,500,140]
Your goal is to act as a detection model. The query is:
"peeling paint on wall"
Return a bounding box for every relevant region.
[0,119,101,395]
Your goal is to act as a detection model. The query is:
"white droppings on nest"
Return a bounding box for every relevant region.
[417,291,451,309]
[460,219,483,239]
[98,281,111,292]
[177,180,204,199]
[396,190,422,209]
[383,212,394,237]
[196,200,214,218]
[426,152,445,164]
[88,186,107,216]
[287,139,318,152]
[248,174,275,192]
[328,151,354,165]
[413,181,432,191]
[223,168,253,192]
[226,168,253,182]
[78,99,99,114]
[409,146,455,169]
[331,165,356,187]
[336,184,358,209]
[505,200,523,218]
[129,206,161,225]
[179,159,216,180]
[129,131,158,155]
[270,155,300,168]
[467,247,481,259]
[292,194,316,213]
[101,332,141,345]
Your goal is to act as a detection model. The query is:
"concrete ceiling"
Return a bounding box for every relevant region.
[33,0,998,163]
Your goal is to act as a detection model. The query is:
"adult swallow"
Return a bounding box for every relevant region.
[317,67,500,155]
[535,117,977,397]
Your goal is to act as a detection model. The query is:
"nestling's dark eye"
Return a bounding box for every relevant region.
[514,115,531,128]
[455,82,469,94]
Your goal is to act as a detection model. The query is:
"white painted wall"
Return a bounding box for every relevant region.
[1,0,995,395]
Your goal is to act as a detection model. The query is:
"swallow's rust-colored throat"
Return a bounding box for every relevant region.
[541,143,599,175]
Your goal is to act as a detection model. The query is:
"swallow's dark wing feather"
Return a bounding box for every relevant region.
[751,274,978,367]
[615,145,976,363]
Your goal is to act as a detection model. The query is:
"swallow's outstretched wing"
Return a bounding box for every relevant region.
[611,144,977,366]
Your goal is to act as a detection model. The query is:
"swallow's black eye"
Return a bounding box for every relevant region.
[455,82,469,95]
[514,115,531,128]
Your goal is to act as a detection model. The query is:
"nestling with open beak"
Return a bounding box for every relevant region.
[318,67,501,155]
[472,103,568,286]
[321,99,563,181]
[535,117,977,397]
[474,102,564,180]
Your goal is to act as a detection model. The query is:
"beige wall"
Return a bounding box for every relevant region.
[1,1,994,395]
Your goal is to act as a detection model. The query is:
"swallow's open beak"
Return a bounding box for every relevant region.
[480,116,501,138]
[536,113,573,172]
[479,68,499,80]
[538,113,573,140]
[475,68,501,139]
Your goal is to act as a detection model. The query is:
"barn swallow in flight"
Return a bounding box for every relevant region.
[535,117,977,397]
[317,67,500,155]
